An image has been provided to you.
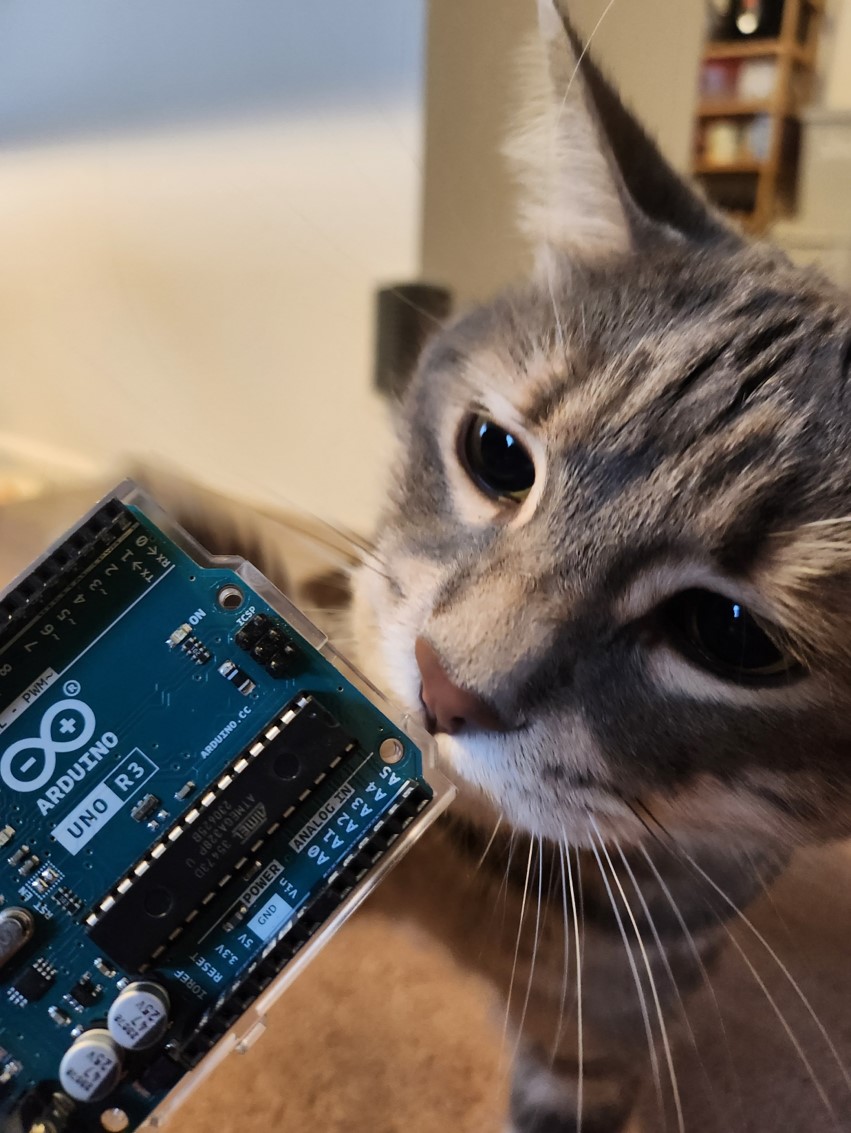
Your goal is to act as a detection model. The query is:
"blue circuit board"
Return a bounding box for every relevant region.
[0,484,448,1133]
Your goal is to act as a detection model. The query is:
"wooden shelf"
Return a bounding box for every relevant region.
[694,0,822,232]
[704,38,807,62]
[697,98,776,118]
[694,159,766,175]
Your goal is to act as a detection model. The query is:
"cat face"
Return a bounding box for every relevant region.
[353,2,851,851]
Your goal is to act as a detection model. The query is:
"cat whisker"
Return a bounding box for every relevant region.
[274,521,392,584]
[740,844,796,949]
[720,921,839,1126]
[683,844,851,1102]
[502,837,536,1054]
[557,0,620,121]
[615,840,727,1130]
[301,538,392,585]
[565,838,584,1131]
[298,520,374,559]
[549,838,573,1066]
[497,830,517,932]
[636,840,747,1128]
[481,826,515,952]
[635,801,851,1119]
[566,838,584,1128]
[513,835,545,1064]
[252,497,378,564]
[543,836,560,932]
[474,813,505,873]
[623,802,736,1030]
[591,821,682,1133]
[343,558,395,586]
[588,826,667,1131]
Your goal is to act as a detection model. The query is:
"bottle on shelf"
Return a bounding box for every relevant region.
[714,0,786,40]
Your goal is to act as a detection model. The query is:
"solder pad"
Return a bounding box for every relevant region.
[0,483,452,1133]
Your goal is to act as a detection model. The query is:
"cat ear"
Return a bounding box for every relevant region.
[506,0,737,265]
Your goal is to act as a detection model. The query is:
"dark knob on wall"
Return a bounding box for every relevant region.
[374,282,453,398]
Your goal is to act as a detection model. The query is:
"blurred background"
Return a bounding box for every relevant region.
[0,0,849,535]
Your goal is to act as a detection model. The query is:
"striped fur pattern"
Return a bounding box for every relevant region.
[349,3,851,1130]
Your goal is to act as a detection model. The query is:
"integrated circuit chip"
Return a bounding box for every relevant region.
[87,697,356,970]
[10,961,55,1005]
[67,975,100,1009]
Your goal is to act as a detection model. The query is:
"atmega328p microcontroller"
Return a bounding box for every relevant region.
[0,483,452,1133]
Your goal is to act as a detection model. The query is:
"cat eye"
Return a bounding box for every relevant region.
[663,589,799,684]
[460,414,536,503]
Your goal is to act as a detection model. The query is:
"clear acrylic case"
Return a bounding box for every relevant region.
[0,480,455,1131]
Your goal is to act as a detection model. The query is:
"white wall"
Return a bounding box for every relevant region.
[0,2,425,532]
[824,0,851,110]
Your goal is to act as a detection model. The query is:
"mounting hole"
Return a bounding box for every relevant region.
[144,887,174,918]
[101,1110,129,1133]
[273,750,301,781]
[217,585,244,611]
[379,738,405,765]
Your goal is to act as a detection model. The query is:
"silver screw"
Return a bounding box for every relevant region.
[379,738,404,764]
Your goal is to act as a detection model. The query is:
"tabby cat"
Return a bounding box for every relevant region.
[344,2,851,1131]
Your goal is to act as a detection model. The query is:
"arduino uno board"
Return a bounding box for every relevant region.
[0,483,452,1133]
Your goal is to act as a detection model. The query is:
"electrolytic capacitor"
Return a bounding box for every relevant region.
[0,908,34,971]
[58,1029,123,1102]
[107,981,170,1050]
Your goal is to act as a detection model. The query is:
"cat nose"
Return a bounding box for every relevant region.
[414,637,502,735]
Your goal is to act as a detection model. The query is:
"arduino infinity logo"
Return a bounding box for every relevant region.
[0,699,97,793]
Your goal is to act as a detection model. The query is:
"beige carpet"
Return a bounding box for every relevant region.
[176,909,507,1133]
[167,843,851,1133]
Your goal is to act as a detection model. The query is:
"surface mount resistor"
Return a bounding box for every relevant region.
[48,1006,72,1027]
[19,856,40,878]
[218,660,255,696]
